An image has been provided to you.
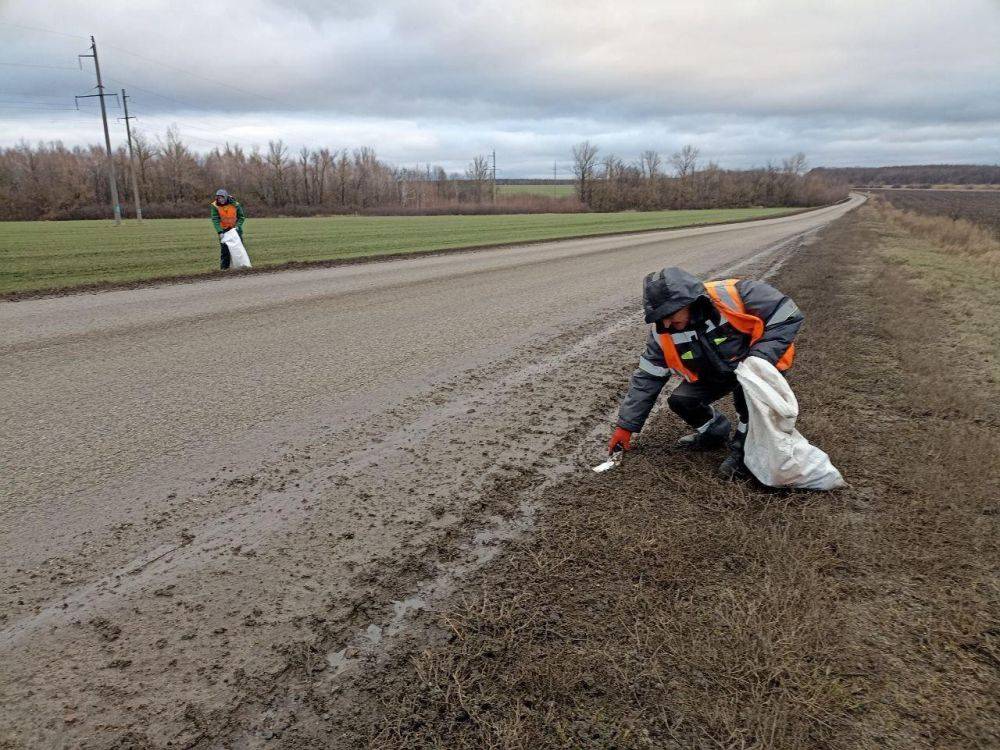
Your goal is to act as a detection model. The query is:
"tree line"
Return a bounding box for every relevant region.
[0,129,572,221]
[571,142,847,210]
[812,164,1000,187]
[0,129,848,221]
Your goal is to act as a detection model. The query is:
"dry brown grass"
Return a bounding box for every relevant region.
[355,205,999,750]
[871,195,1000,265]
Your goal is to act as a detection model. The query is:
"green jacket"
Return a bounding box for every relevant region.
[211,199,246,234]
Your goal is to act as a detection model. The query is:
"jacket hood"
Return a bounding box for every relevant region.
[642,266,707,324]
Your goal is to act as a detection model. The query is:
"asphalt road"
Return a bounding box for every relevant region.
[0,194,863,747]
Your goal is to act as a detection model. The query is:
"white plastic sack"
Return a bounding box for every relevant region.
[221,228,252,269]
[735,357,845,490]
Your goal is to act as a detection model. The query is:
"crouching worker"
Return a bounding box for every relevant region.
[211,189,246,269]
[608,267,803,480]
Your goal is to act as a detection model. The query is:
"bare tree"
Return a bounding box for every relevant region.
[335,150,350,206]
[266,140,289,205]
[465,154,491,202]
[640,150,661,179]
[311,148,334,205]
[433,165,452,200]
[465,155,491,182]
[295,147,310,205]
[131,131,155,194]
[669,144,700,177]
[600,154,626,185]
[782,152,808,175]
[572,140,599,204]
[158,126,197,202]
[353,147,384,207]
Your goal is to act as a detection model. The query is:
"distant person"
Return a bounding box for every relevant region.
[211,189,246,269]
[607,267,803,480]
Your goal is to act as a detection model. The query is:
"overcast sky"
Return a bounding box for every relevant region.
[2,0,999,176]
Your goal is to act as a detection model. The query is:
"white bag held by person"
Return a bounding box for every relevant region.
[221,228,252,269]
[735,356,845,490]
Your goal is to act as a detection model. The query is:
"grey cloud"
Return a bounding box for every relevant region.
[2,0,999,174]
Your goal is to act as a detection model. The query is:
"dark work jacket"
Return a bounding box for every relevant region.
[617,267,803,432]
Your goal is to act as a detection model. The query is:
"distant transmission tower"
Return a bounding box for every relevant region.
[76,36,122,225]
[491,149,497,203]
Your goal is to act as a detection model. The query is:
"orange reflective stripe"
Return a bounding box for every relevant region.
[705,280,740,313]
[776,343,795,371]
[706,278,796,370]
[723,279,745,312]
[705,279,764,342]
[705,279,745,313]
[658,332,699,382]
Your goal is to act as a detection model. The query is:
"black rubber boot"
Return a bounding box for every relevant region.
[717,424,749,480]
[676,411,731,450]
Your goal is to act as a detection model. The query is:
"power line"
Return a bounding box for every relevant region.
[101,75,253,147]
[105,75,209,113]
[0,92,85,100]
[0,21,88,40]
[104,91,262,149]
[3,36,294,153]
[167,119,230,135]
[102,42,284,106]
[0,104,77,111]
[105,77,258,141]
[0,99,80,107]
[99,80,283,152]
[168,129,238,149]
[0,38,261,156]
[0,61,81,70]
[2,21,281,106]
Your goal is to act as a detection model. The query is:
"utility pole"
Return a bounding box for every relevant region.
[77,36,121,225]
[553,161,557,198]
[120,89,143,221]
[491,149,497,203]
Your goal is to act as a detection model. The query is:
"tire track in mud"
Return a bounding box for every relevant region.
[1,312,638,650]
[1,302,648,748]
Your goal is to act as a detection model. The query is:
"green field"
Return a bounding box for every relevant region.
[0,207,802,296]
[497,183,577,198]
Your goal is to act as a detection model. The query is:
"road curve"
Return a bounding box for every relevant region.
[0,194,863,746]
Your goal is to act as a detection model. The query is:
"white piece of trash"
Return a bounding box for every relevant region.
[592,452,623,473]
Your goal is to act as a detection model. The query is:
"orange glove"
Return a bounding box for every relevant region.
[608,427,632,454]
